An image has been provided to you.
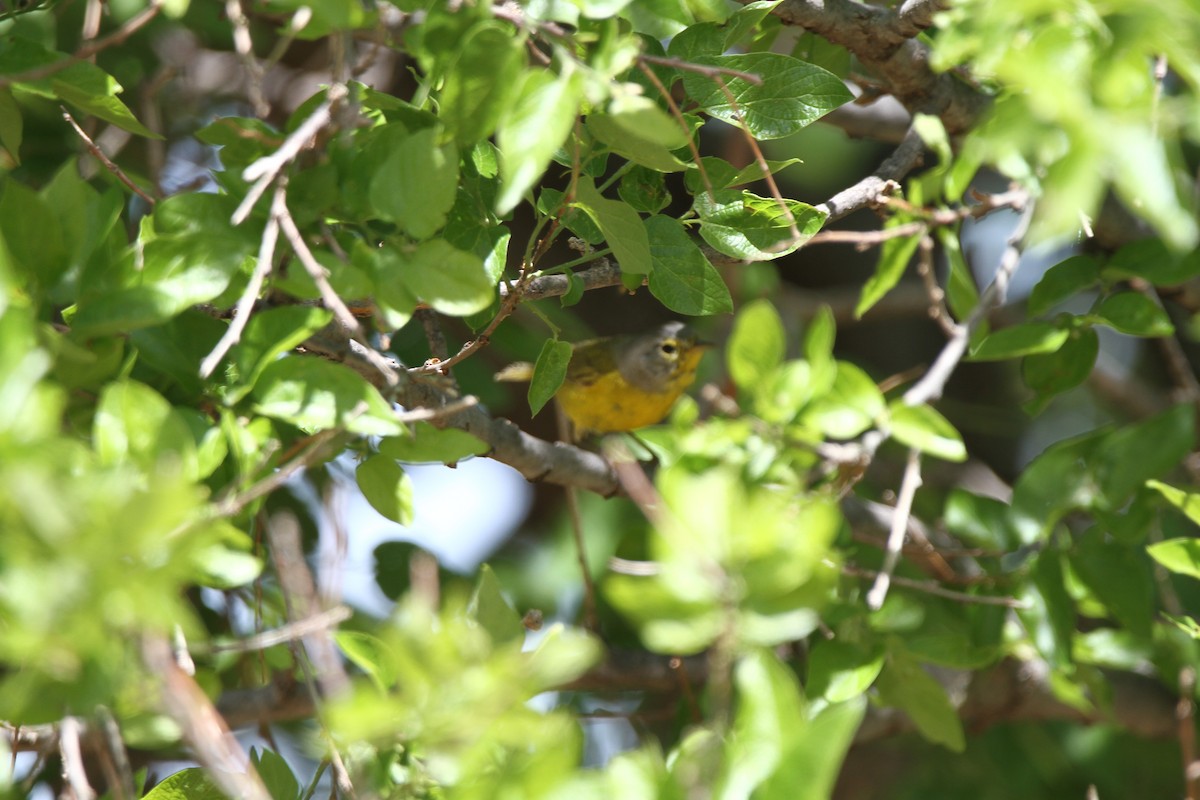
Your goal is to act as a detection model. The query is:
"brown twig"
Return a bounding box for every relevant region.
[637,60,714,199]
[640,53,764,85]
[61,108,157,205]
[807,221,927,247]
[59,717,95,800]
[225,0,269,117]
[916,233,957,335]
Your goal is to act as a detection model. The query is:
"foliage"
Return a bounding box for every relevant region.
[1,0,1199,798]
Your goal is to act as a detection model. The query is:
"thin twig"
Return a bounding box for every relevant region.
[232,83,347,225]
[213,428,346,518]
[713,74,800,250]
[903,191,1032,406]
[59,717,96,800]
[225,0,269,117]
[205,606,353,654]
[199,186,282,378]
[866,448,923,610]
[273,192,364,337]
[916,233,956,335]
[558,406,599,631]
[808,221,927,247]
[0,1,163,88]
[637,61,714,200]
[61,108,157,205]
[845,564,1029,608]
[640,53,764,85]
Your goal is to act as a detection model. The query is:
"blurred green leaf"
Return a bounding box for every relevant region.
[252,358,402,436]
[875,646,965,752]
[222,306,333,404]
[1146,479,1200,528]
[356,455,414,525]
[1147,538,1200,580]
[251,748,299,800]
[888,402,967,462]
[1073,530,1154,639]
[142,768,227,800]
[1090,292,1174,337]
[619,165,672,213]
[497,68,583,213]
[727,298,785,391]
[645,215,733,314]
[378,422,489,464]
[370,127,459,239]
[0,89,21,163]
[802,361,884,439]
[469,565,525,646]
[856,224,921,317]
[806,640,884,703]
[969,321,1070,361]
[396,239,494,317]
[439,22,526,144]
[1028,255,1100,317]
[1021,326,1098,410]
[587,111,691,172]
[943,490,1017,550]
[1093,404,1193,508]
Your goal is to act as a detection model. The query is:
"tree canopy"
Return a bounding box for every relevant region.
[1,0,1199,797]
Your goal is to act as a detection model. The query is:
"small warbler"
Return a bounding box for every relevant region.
[499,322,711,437]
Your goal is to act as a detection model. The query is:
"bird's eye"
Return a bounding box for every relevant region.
[660,341,678,356]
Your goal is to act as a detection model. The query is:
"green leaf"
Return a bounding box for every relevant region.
[1146,538,1200,580]
[252,358,403,436]
[943,490,1017,550]
[1093,404,1194,508]
[803,304,836,393]
[727,298,785,391]
[938,227,978,319]
[251,748,300,800]
[47,61,159,138]
[573,178,653,275]
[759,695,866,800]
[718,649,800,797]
[141,768,227,800]
[645,215,733,314]
[439,23,526,144]
[1011,430,1106,541]
[696,189,825,261]
[856,225,921,317]
[94,380,199,479]
[806,640,884,703]
[678,52,852,139]
[607,92,689,149]
[968,321,1070,361]
[1091,292,1174,337]
[1146,479,1200,528]
[1104,238,1200,287]
[0,179,69,293]
[875,647,965,752]
[222,306,333,403]
[618,165,672,213]
[378,422,489,464]
[586,112,691,173]
[356,455,414,525]
[1021,326,1098,409]
[369,126,458,239]
[469,565,525,646]
[496,68,583,213]
[1028,255,1100,317]
[396,239,494,317]
[529,339,573,416]
[0,89,21,163]
[888,402,967,462]
[802,361,884,439]
[1073,530,1154,638]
